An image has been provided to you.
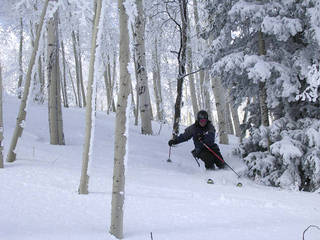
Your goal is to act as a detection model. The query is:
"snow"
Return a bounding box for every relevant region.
[262,16,302,41]
[0,95,319,240]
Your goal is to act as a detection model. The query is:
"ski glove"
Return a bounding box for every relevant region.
[168,139,177,146]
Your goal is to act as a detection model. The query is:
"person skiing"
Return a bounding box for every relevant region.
[168,110,225,170]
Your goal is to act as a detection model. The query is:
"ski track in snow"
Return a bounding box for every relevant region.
[0,95,319,240]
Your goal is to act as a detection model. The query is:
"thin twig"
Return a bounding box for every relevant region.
[178,67,204,80]
[165,2,182,61]
[157,121,163,136]
[303,225,320,240]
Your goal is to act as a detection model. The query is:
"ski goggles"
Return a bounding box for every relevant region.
[199,118,208,124]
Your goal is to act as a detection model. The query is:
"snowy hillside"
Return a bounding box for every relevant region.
[0,95,319,240]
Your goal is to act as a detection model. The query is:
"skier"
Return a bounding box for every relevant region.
[168,110,225,170]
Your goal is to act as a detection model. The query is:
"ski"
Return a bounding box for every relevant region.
[207,178,214,184]
[206,178,243,187]
[236,182,243,187]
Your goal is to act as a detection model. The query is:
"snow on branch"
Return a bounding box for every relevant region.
[262,16,302,42]
[297,64,320,102]
[307,2,320,45]
[228,0,264,25]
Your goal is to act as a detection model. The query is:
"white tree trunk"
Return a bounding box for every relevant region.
[192,0,204,109]
[78,31,86,108]
[78,0,102,195]
[30,17,45,104]
[203,71,213,120]
[104,59,112,114]
[67,62,79,106]
[0,62,3,168]
[192,0,201,38]
[61,40,69,107]
[72,30,82,107]
[186,24,199,119]
[240,97,250,143]
[195,73,203,110]
[109,0,131,237]
[225,102,234,135]
[132,47,140,125]
[130,80,137,120]
[192,0,212,119]
[135,0,152,135]
[110,51,117,112]
[37,53,45,104]
[211,77,229,144]
[151,36,163,121]
[6,0,49,162]
[18,17,23,99]
[62,41,69,107]
[230,101,241,137]
[47,6,65,145]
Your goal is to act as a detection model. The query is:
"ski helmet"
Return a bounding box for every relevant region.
[197,110,208,121]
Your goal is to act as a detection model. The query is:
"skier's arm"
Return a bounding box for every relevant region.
[174,126,193,144]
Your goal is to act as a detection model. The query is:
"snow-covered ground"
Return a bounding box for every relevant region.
[0,95,319,240]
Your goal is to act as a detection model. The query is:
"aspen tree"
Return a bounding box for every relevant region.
[110,51,117,112]
[151,36,163,121]
[130,80,137,121]
[72,30,82,107]
[37,52,45,104]
[132,42,140,125]
[225,102,234,135]
[67,62,79,106]
[7,0,49,162]
[134,0,153,134]
[203,71,213,120]
[78,0,102,195]
[192,0,211,117]
[30,6,45,104]
[77,31,86,107]
[103,65,111,113]
[186,22,199,118]
[104,55,114,114]
[47,2,65,145]
[61,40,69,108]
[110,0,131,237]
[18,18,23,99]
[106,51,117,113]
[193,0,228,142]
[211,77,229,144]
[229,100,241,137]
[240,97,250,143]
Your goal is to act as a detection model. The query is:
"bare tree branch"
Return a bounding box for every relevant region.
[179,67,204,80]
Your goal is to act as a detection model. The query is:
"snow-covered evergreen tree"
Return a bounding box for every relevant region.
[203,0,320,191]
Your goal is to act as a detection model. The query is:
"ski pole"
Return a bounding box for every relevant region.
[192,155,200,167]
[167,146,172,162]
[199,139,241,178]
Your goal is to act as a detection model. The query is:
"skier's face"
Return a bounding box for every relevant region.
[199,119,207,127]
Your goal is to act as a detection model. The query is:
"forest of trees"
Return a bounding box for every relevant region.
[0,0,320,238]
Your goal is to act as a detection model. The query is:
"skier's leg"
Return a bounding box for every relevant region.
[198,149,215,170]
[211,144,225,169]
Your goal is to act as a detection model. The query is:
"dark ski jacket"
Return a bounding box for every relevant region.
[174,121,216,154]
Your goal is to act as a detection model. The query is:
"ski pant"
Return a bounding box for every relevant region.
[197,144,225,170]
